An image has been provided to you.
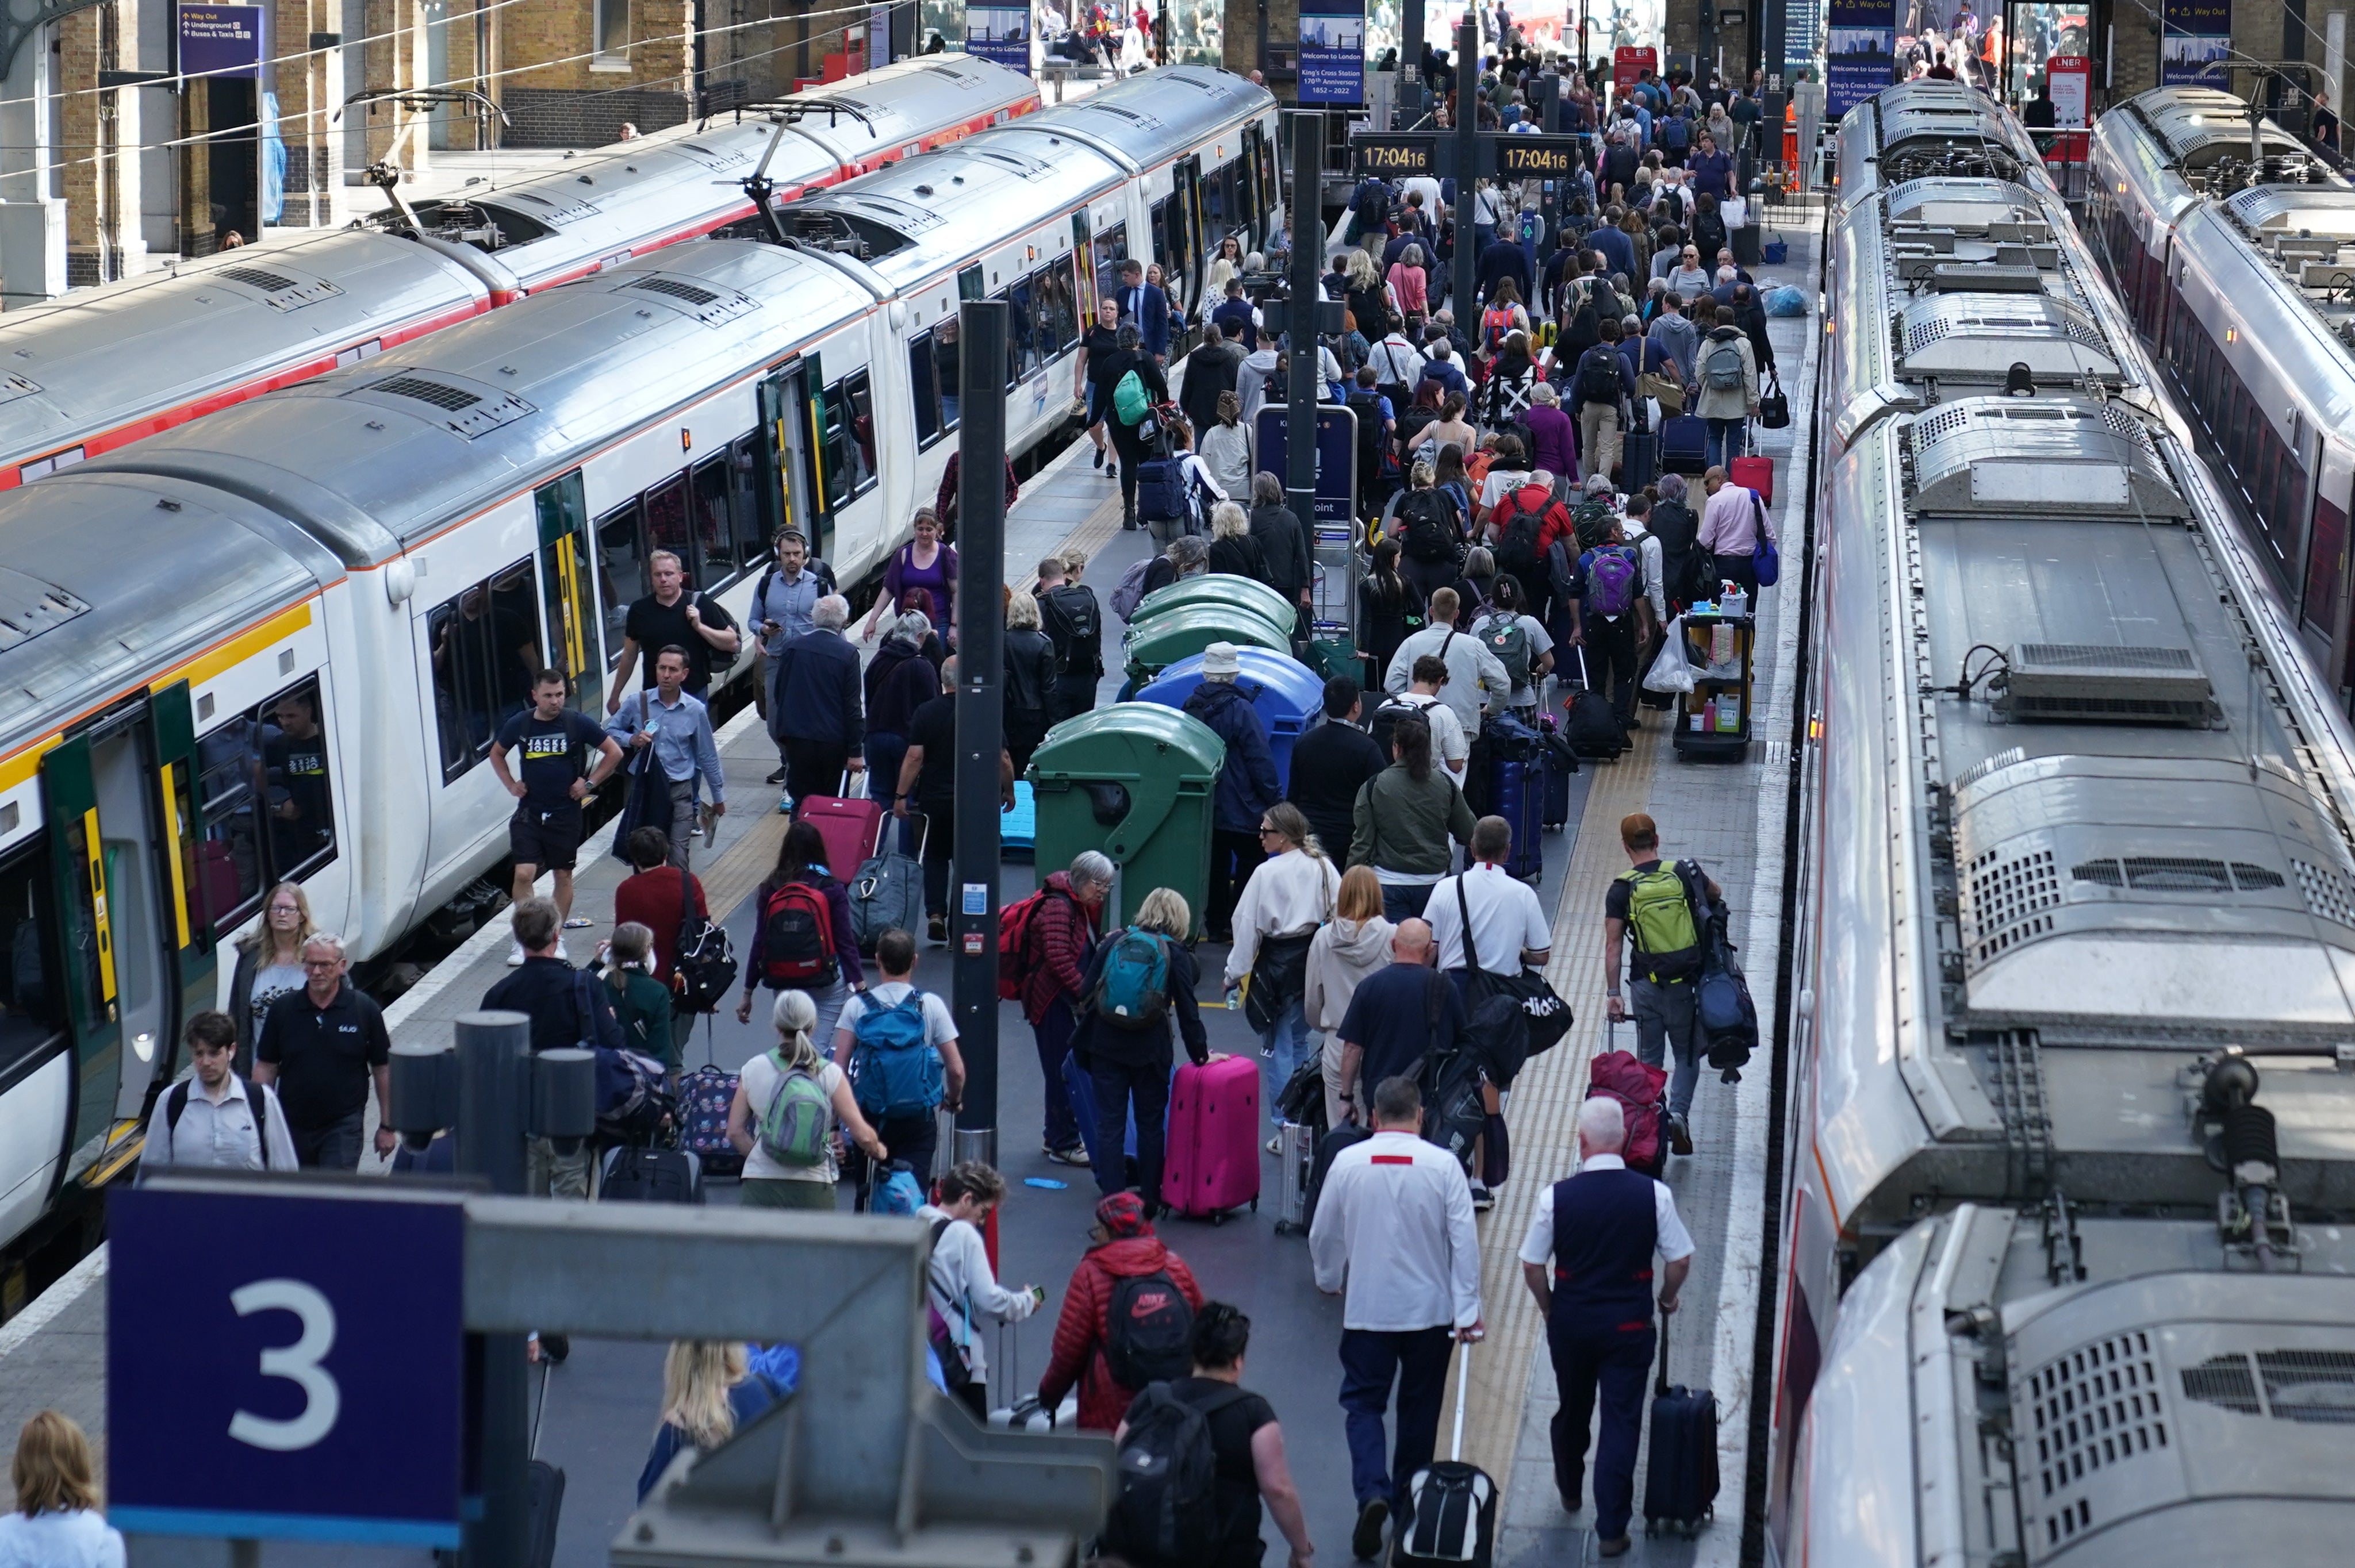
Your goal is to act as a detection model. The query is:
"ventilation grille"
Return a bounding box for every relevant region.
[2024,1330,2169,1554]
[628,276,719,307]
[211,265,342,310]
[620,274,757,325]
[372,375,480,412]
[2292,859,2355,927]
[346,374,535,439]
[2181,1350,2355,1423]
[217,266,296,292]
[2020,644,2195,670]
[1994,643,2220,727]
[1969,847,2060,962]
[1952,745,2028,794]
[2069,858,2286,892]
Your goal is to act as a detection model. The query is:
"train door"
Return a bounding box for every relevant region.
[535,472,603,716]
[1240,124,1265,246]
[40,683,212,1167]
[2306,440,2355,705]
[1169,154,1205,348]
[758,360,824,564]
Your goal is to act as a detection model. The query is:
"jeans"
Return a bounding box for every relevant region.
[1578,402,1621,484]
[1033,997,1083,1152]
[1632,976,1702,1118]
[528,1135,590,1199]
[290,1107,366,1171]
[1546,1310,1655,1538]
[917,802,956,923]
[1338,1325,1455,1511]
[1704,415,1746,471]
[1111,421,1151,526]
[1258,997,1313,1124]
[1380,882,1437,924]
[1090,1053,1172,1201]
[1051,672,1099,727]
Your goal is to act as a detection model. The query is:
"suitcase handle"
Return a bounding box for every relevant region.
[1655,1305,1673,1399]
[1448,1336,1470,1463]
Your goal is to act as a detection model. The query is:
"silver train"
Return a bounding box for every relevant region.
[0,66,1279,1267]
[1773,84,2355,1565]
[0,54,1042,491]
[1831,78,2054,213]
[2087,86,2355,721]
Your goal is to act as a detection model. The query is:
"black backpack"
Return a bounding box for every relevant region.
[1105,1270,1196,1390]
[1497,487,1548,577]
[1576,345,1622,406]
[1367,692,1429,760]
[1040,584,1100,676]
[1353,177,1392,229]
[1101,1381,1252,1567]
[1396,489,1458,563]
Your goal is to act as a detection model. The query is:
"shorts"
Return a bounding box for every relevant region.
[1086,383,1107,426]
[509,803,586,871]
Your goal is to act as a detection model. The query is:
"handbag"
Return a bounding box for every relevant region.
[1638,368,1686,414]
[606,720,673,866]
[1244,929,1316,1035]
[1454,877,1573,1089]
[1750,494,1781,588]
[1758,372,1789,431]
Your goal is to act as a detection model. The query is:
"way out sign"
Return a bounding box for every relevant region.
[108,1178,466,1547]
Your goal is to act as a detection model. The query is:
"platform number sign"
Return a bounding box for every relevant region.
[108,1182,466,1547]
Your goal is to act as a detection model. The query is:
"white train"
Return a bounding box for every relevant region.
[0,66,1279,1268]
[0,54,1043,491]
[1772,84,2355,1565]
[2087,86,2355,718]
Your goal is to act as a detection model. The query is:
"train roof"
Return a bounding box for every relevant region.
[1835,81,2045,210]
[72,241,868,567]
[778,53,1037,163]
[1014,66,1275,169]
[2116,85,2334,175]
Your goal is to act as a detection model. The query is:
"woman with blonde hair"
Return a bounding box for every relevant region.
[1205,499,1272,587]
[1224,803,1340,1146]
[727,988,886,1211]
[0,1411,121,1565]
[1303,866,1397,1129]
[1002,589,1058,774]
[230,880,314,1071]
[1343,248,1393,340]
[1075,886,1211,1207]
[636,1341,785,1501]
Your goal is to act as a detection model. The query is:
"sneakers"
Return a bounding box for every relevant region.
[1667,1112,1694,1157]
[1092,445,1106,470]
[766,766,788,785]
[1469,1181,1496,1212]
[1044,1143,1092,1167]
[1351,1497,1389,1561]
[1597,1536,1633,1558]
[928,915,948,945]
[508,940,527,967]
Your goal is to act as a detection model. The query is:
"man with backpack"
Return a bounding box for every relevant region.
[1568,512,1648,728]
[830,927,966,1192]
[1039,1192,1207,1431]
[1484,464,1572,632]
[140,1011,298,1175]
[1288,677,1391,859]
[1692,303,1759,471]
[1035,553,1104,724]
[1309,1074,1483,1562]
[1347,173,1394,248]
[481,897,624,1197]
[1345,368,1398,521]
[1571,317,1636,486]
[1602,813,1724,1155]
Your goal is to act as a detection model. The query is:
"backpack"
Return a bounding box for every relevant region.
[1039,585,1100,677]
[669,867,738,1014]
[1346,387,1386,479]
[997,888,1052,999]
[1586,1049,1669,1175]
[1102,1381,1252,1568]
[1110,556,1155,621]
[1618,858,1707,981]
[162,1077,274,1167]
[1702,336,1745,391]
[1104,1269,1196,1389]
[1575,344,1622,406]
[847,988,944,1120]
[755,1054,833,1167]
[1479,613,1532,690]
[1497,486,1549,576]
[758,878,839,987]
[1113,367,1152,425]
[1353,176,1391,229]
[1662,112,1691,150]
[1564,280,1604,353]
[1397,489,1458,563]
[1571,496,1620,549]
[1581,544,1641,618]
[1089,928,1173,1031]
[1480,305,1516,351]
[1367,692,1428,760]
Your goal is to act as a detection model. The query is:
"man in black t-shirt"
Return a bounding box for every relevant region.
[607,549,741,707]
[492,669,624,963]
[265,688,335,877]
[253,933,394,1170]
[893,657,1014,941]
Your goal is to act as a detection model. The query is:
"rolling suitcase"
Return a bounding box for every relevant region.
[1271,1120,1316,1235]
[849,815,927,954]
[1641,1310,1720,1536]
[797,773,884,882]
[1161,1055,1260,1221]
[1397,1342,1498,1567]
[1306,1122,1371,1227]
[1136,457,1191,525]
[599,1144,704,1204]
[1537,717,1575,828]
[1660,412,1708,474]
[1563,652,1628,759]
[1618,426,1657,492]
[675,1027,741,1179]
[1485,727,1545,883]
[1729,425,1774,506]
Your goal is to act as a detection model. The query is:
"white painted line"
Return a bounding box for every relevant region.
[0,1243,107,1363]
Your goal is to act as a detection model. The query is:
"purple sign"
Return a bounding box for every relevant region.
[965,5,1033,75]
[1298,0,1367,106]
[2161,0,2230,85]
[1825,0,1897,118]
[178,2,269,79]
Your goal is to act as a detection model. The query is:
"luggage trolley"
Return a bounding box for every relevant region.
[1671,608,1755,760]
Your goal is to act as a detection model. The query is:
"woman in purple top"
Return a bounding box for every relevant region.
[1523,381,1578,480]
[864,508,960,644]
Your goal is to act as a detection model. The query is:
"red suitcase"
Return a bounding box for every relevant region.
[1730,453,1773,507]
[796,774,884,882]
[1162,1056,1261,1221]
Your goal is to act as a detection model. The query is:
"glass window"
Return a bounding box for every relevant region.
[823,372,877,501]
[692,457,741,584]
[427,558,538,781]
[196,718,267,935]
[727,436,764,567]
[643,475,693,580]
[259,677,337,882]
[596,501,646,671]
[56,813,103,1027]
[1092,221,1129,309]
[909,332,943,447]
[1205,164,1230,230]
[1040,264,1078,354]
[0,845,65,1080]
[1006,278,1035,385]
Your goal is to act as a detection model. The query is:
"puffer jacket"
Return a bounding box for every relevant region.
[1183,680,1281,834]
[1018,871,1102,1025]
[1037,1235,1206,1431]
[1349,762,1478,876]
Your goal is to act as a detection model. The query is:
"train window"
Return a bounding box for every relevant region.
[958,264,985,302]
[597,502,646,667]
[0,844,67,1079]
[822,371,876,502]
[195,674,341,925]
[1149,200,1169,274]
[258,678,336,883]
[1092,221,1129,307]
[727,436,762,566]
[1205,163,1230,231]
[908,332,944,448]
[1006,277,1037,384]
[427,559,539,783]
[692,456,742,584]
[1038,264,1079,355]
[643,475,693,578]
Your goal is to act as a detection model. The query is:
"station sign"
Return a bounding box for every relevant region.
[1353,133,1439,176]
[175,2,269,78]
[1495,134,1582,178]
[1349,132,1587,181]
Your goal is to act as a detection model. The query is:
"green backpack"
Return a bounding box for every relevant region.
[1618,859,1705,982]
[757,1054,833,1167]
[1113,368,1152,425]
[1479,613,1532,690]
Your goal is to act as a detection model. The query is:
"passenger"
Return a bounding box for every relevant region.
[1480,464,1571,632]
[829,926,962,1194]
[734,821,863,1054]
[1523,380,1579,487]
[1075,886,1210,1204]
[1692,304,1758,471]
[1380,587,1512,771]
[1198,391,1255,509]
[1472,575,1557,716]
[1079,295,1122,472]
[604,645,727,870]
[1099,322,1172,531]
[1357,539,1427,683]
[765,593,864,813]
[892,656,1017,942]
[1226,804,1341,1139]
[1037,1192,1206,1432]
[1618,493,1670,670]
[0,1411,123,1566]
[1246,476,1314,641]
[1160,420,1229,545]
[1288,675,1391,865]
[749,527,834,785]
[1001,590,1058,777]
[1185,643,1283,943]
[1014,851,1113,1168]
[1572,512,1648,728]
[1116,258,1172,361]
[492,667,623,961]
[1645,473,1706,613]
[599,923,675,1074]
[1351,710,1477,924]
[1333,917,1461,1118]
[1697,462,1773,597]
[635,1342,784,1503]
[1113,1303,1317,1568]
[1307,1074,1484,1563]
[1139,532,1211,599]
[611,824,711,1061]
[228,880,314,1075]
[862,611,940,824]
[1572,317,1636,486]
[1304,867,1398,1131]
[253,932,395,1171]
[864,508,960,645]
[728,989,884,1212]
[606,549,741,706]
[1604,812,1724,1154]
[1518,1097,1694,1556]
[138,1010,297,1175]
[482,898,622,1196]
[919,1162,1046,1419]
[1034,554,1104,727]
[1181,321,1244,439]
[1207,498,1274,590]
[263,685,337,876]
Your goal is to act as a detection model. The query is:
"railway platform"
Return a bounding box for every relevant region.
[0,214,1824,1568]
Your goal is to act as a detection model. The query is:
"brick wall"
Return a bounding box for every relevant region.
[503,86,693,146]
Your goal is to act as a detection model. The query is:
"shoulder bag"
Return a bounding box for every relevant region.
[1454,873,1572,1083]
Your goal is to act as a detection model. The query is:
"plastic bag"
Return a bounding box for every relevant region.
[1643,617,1697,694]
[1765,285,1808,318]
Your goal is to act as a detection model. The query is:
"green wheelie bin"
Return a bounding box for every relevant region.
[1026,704,1225,937]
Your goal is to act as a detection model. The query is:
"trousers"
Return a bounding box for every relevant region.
[1207,828,1265,936]
[665,778,700,868]
[1338,1325,1455,1511]
[1578,403,1622,484]
[290,1108,366,1171]
[1632,975,1703,1117]
[1032,997,1083,1152]
[528,1135,590,1199]
[1546,1311,1655,1539]
[1090,1052,1171,1201]
[780,740,849,810]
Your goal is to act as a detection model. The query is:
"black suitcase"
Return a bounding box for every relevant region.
[1641,1312,1719,1536]
[599,1144,704,1204]
[1397,1342,1497,1567]
[1618,426,1657,492]
[1306,1122,1371,1227]
[1660,412,1708,474]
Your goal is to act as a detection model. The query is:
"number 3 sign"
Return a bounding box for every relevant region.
[109,1181,466,1547]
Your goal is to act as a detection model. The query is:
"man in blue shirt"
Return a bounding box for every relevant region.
[1687,133,1733,202]
[606,646,727,867]
[1589,219,1636,284]
[1210,276,1258,351]
[1115,258,1171,360]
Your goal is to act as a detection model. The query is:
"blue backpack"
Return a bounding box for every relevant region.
[1662,112,1691,151]
[1089,928,1173,1031]
[848,989,944,1120]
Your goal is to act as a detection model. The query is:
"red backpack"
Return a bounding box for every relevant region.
[996,890,1049,1000]
[759,879,838,987]
[1586,1050,1670,1175]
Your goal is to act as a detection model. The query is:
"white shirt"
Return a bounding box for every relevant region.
[918,1205,1039,1380]
[1516,1152,1697,1266]
[1309,1129,1483,1331]
[1401,176,1445,219]
[1383,624,1512,737]
[1378,690,1467,774]
[834,980,958,1055]
[1424,863,1552,974]
[1471,610,1555,707]
[1622,520,1669,621]
[139,1073,299,1175]
[1225,850,1343,984]
[739,1056,850,1183]
[1368,335,1426,391]
[0,1511,124,1568]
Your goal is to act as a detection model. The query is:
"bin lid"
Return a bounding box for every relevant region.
[1122,604,1291,677]
[1135,647,1329,728]
[1029,701,1226,779]
[1131,575,1300,636]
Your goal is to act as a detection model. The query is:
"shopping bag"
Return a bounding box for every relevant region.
[1643,617,1696,694]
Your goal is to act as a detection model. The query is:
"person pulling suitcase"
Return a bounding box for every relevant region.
[1515,1095,1696,1557]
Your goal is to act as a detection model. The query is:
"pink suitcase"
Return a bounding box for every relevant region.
[1162,1056,1261,1221]
[796,776,884,882]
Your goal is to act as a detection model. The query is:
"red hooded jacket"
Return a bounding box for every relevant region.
[1017,871,1103,1026]
[1037,1235,1205,1431]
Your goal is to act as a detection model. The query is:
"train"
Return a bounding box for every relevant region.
[0,64,1280,1273]
[0,53,1043,491]
[2087,86,2355,722]
[1773,82,2355,1564]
